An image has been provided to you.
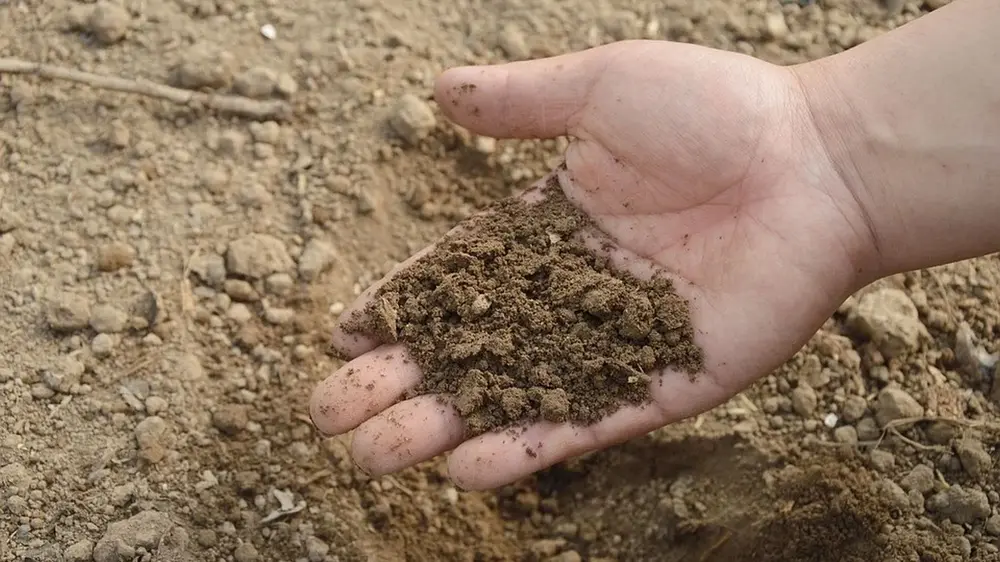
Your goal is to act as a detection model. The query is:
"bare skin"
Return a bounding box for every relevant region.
[311,0,1000,490]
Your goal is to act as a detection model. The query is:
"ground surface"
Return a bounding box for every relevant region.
[1,0,998,561]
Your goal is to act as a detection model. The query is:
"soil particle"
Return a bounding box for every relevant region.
[226,234,294,280]
[87,2,130,45]
[389,93,437,146]
[847,288,928,358]
[42,356,84,393]
[64,540,94,562]
[926,485,991,524]
[233,542,259,562]
[45,291,91,332]
[233,67,280,99]
[213,404,250,435]
[833,425,858,443]
[498,24,531,60]
[92,510,173,562]
[96,241,136,272]
[900,464,936,494]
[90,303,128,333]
[347,177,703,436]
[298,238,337,281]
[171,45,238,90]
[873,386,924,427]
[134,416,171,463]
[954,437,993,480]
[225,279,260,302]
[868,449,895,472]
[791,383,818,417]
[841,395,868,422]
[189,253,227,288]
[986,514,1000,535]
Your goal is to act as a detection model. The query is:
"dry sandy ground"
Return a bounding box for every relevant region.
[2,0,999,561]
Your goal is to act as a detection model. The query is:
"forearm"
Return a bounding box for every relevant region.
[793,0,1000,282]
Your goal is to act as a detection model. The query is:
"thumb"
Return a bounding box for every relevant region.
[434,44,615,140]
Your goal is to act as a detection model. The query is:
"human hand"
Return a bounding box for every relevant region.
[310,39,877,490]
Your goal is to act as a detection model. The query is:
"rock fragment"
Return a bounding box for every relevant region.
[927,485,990,524]
[790,384,818,417]
[233,67,279,99]
[955,437,993,480]
[172,46,238,90]
[213,404,249,435]
[134,416,170,463]
[226,234,293,279]
[900,464,936,494]
[873,386,924,427]
[498,24,530,59]
[847,288,928,358]
[64,539,94,562]
[90,303,128,333]
[298,239,336,281]
[96,241,136,272]
[87,2,130,45]
[93,510,173,562]
[46,292,91,332]
[389,94,436,145]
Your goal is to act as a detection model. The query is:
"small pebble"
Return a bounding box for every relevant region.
[87,2,130,45]
[833,425,858,444]
[90,304,128,333]
[145,396,168,415]
[224,279,260,302]
[841,395,867,422]
[265,273,294,295]
[498,24,530,59]
[955,437,993,480]
[764,12,789,40]
[790,384,817,417]
[389,94,436,146]
[92,333,115,357]
[298,239,337,281]
[275,73,298,97]
[213,404,249,435]
[64,539,94,562]
[234,67,278,99]
[874,387,924,427]
[264,307,295,325]
[234,542,259,562]
[227,303,253,324]
[46,292,91,332]
[869,449,895,472]
[216,130,246,155]
[134,416,169,463]
[927,485,990,524]
[96,242,136,271]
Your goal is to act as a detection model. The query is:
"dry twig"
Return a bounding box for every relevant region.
[812,414,1000,453]
[0,57,292,121]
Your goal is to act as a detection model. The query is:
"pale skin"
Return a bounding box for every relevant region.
[311,0,1000,490]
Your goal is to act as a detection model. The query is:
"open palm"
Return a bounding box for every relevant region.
[310,40,876,490]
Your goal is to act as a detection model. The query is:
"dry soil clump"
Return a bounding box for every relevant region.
[346,171,704,436]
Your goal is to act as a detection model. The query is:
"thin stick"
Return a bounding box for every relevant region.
[0,57,292,121]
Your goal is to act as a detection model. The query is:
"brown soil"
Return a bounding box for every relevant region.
[345,171,702,436]
[4,1,1000,562]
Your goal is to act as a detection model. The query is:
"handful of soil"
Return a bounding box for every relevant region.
[344,170,704,437]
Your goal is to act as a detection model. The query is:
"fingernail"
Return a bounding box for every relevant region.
[352,457,373,477]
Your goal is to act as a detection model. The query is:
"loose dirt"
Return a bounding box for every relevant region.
[3,1,1000,562]
[345,172,702,436]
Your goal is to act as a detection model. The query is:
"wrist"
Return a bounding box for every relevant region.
[791,1,1000,284]
[787,59,888,290]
